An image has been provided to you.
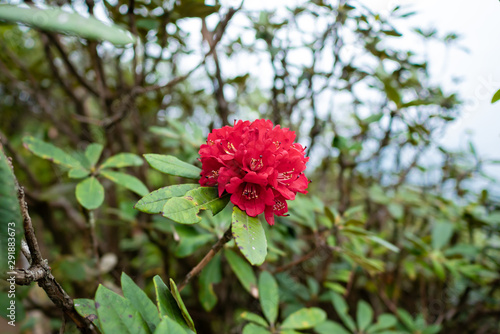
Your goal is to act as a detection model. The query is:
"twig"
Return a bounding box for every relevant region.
[59,315,66,334]
[378,285,398,314]
[17,186,44,265]
[44,33,99,96]
[10,265,46,285]
[273,248,318,274]
[178,227,233,292]
[138,7,240,95]
[21,240,32,265]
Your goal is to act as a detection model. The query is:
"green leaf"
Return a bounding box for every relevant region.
[232,207,267,266]
[121,273,160,333]
[330,292,356,332]
[162,187,229,224]
[153,276,192,332]
[422,324,442,334]
[242,323,271,334]
[144,154,201,179]
[356,300,373,331]
[175,232,214,258]
[258,271,279,326]
[431,221,454,250]
[363,112,384,124]
[76,177,104,210]
[94,285,149,334]
[225,248,258,297]
[198,253,221,311]
[134,184,200,214]
[382,29,402,37]
[174,0,220,19]
[169,279,196,332]
[431,255,446,281]
[281,307,326,329]
[367,235,399,253]
[240,311,268,327]
[314,320,350,334]
[366,314,397,333]
[492,89,500,103]
[68,167,90,179]
[100,170,148,196]
[154,317,188,334]
[85,143,103,168]
[341,248,385,275]
[396,309,415,331]
[74,298,103,332]
[22,136,82,169]
[0,148,23,273]
[382,78,401,106]
[100,153,144,169]
[0,5,135,45]
[324,282,347,295]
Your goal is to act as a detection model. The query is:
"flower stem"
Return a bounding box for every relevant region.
[178,227,233,292]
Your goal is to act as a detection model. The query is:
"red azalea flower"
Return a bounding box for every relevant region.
[199,119,309,225]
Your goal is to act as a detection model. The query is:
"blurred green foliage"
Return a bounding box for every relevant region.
[1,0,499,333]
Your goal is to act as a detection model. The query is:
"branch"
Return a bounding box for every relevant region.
[178,227,233,292]
[273,248,318,274]
[138,7,240,95]
[44,33,99,97]
[6,159,93,333]
[10,265,46,285]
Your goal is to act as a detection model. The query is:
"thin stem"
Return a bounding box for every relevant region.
[178,227,233,292]
[88,211,102,283]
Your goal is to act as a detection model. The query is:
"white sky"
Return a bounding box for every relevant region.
[362,0,500,167]
[218,0,500,185]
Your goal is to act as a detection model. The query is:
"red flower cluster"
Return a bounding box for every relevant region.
[199,119,309,225]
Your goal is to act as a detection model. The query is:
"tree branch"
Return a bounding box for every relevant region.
[6,159,93,333]
[178,227,233,292]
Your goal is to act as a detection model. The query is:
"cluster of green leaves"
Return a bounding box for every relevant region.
[74,273,195,334]
[135,153,268,266]
[241,271,326,334]
[22,137,147,210]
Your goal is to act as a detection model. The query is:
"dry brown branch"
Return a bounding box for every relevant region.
[6,159,93,333]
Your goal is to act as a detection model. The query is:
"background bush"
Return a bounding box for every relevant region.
[1,0,499,333]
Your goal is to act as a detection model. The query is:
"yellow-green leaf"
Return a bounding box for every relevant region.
[281,307,327,330]
[23,136,82,169]
[76,177,104,210]
[162,187,229,224]
[135,184,200,214]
